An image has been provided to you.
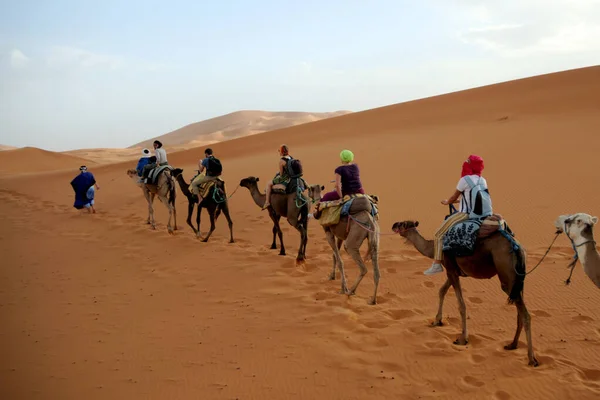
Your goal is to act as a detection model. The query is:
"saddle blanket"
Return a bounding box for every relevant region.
[317,193,379,227]
[442,214,512,257]
[146,165,174,185]
[189,176,225,199]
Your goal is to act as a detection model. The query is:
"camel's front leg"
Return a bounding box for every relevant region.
[504,305,523,351]
[186,202,198,234]
[368,229,380,305]
[515,298,538,366]
[196,206,203,239]
[449,274,468,345]
[325,231,348,294]
[148,192,156,230]
[433,278,452,326]
[201,207,217,242]
[329,238,343,280]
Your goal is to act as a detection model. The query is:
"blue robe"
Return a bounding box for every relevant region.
[71,172,96,209]
[136,157,150,176]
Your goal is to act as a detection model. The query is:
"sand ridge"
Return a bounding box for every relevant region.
[1,66,600,399]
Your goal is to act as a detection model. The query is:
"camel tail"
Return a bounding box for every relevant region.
[508,245,526,304]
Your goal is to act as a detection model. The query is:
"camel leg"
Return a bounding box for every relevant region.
[448,273,469,345]
[344,238,368,298]
[325,231,348,294]
[271,225,278,249]
[368,229,381,305]
[504,305,523,351]
[270,213,285,255]
[514,298,538,366]
[201,205,217,242]
[157,195,174,234]
[196,204,201,234]
[148,192,156,230]
[220,202,235,243]
[289,217,307,262]
[186,201,197,234]
[432,278,452,326]
[329,237,343,280]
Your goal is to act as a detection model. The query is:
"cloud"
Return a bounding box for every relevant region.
[46,46,124,70]
[450,0,600,56]
[9,49,29,69]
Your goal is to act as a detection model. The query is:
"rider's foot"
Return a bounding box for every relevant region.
[424,262,444,275]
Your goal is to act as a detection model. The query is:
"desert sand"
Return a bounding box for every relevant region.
[1,66,600,400]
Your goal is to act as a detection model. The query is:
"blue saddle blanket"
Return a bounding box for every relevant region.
[340,196,378,218]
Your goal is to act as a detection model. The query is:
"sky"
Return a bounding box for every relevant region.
[1,0,599,151]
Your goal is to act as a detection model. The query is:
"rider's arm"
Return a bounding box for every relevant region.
[335,173,342,197]
[198,158,206,173]
[442,190,461,205]
[278,159,286,176]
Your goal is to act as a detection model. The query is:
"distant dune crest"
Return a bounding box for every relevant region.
[129,110,352,150]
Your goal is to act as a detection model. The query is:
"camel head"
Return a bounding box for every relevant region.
[307,184,325,202]
[391,220,419,236]
[171,168,184,178]
[126,169,138,177]
[555,213,598,242]
[240,176,260,189]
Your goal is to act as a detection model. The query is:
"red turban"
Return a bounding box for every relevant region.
[461,155,484,177]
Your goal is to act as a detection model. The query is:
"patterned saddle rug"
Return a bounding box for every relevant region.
[442,214,513,257]
[146,165,174,185]
[315,193,379,227]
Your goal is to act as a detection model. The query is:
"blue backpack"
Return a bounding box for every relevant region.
[463,176,493,219]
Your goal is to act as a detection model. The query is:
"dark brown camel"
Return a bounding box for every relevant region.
[239,176,323,262]
[172,168,234,243]
[391,219,538,367]
[315,196,381,305]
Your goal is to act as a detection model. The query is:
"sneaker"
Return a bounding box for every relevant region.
[424,263,444,275]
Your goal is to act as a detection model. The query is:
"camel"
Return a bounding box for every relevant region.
[555,213,600,289]
[171,168,234,243]
[239,176,323,262]
[126,168,177,234]
[391,218,538,367]
[315,196,381,305]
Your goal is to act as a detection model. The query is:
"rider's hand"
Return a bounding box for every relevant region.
[441,199,449,205]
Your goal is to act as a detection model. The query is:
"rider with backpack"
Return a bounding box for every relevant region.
[262,144,297,210]
[424,154,493,275]
[190,148,222,203]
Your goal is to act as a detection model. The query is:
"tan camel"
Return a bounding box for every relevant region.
[126,169,177,234]
[314,196,381,305]
[391,219,538,367]
[555,213,600,289]
[239,176,323,262]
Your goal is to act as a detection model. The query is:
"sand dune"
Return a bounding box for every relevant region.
[130,110,352,149]
[0,144,17,151]
[2,66,600,399]
[0,147,96,176]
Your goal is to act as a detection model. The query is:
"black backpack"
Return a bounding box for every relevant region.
[206,156,222,176]
[286,156,303,179]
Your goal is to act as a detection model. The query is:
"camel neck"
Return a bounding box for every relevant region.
[575,239,600,285]
[405,229,435,259]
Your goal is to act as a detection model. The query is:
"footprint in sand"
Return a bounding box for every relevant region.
[470,354,486,364]
[384,309,416,320]
[573,315,594,323]
[462,376,485,388]
[468,297,484,304]
[423,281,435,288]
[494,391,511,400]
[532,310,552,318]
[362,320,391,329]
[579,368,600,382]
[385,268,397,274]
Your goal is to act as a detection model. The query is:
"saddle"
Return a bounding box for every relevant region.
[314,193,379,227]
[272,177,307,195]
[442,214,514,257]
[145,165,174,185]
[196,177,225,199]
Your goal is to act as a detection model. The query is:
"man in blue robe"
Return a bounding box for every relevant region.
[70,166,100,213]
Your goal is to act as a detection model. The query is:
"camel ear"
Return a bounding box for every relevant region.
[592,216,598,225]
[321,185,325,190]
[256,177,260,182]
[415,221,419,227]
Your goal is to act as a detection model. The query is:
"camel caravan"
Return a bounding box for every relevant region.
[125,142,600,367]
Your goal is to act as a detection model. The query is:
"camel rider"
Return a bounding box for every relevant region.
[425,154,492,275]
[142,140,168,180]
[262,144,292,210]
[189,148,222,203]
[320,149,365,203]
[135,148,152,178]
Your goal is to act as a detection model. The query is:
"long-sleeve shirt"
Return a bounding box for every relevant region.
[155,148,167,165]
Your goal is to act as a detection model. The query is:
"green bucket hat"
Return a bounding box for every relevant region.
[340,149,354,163]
